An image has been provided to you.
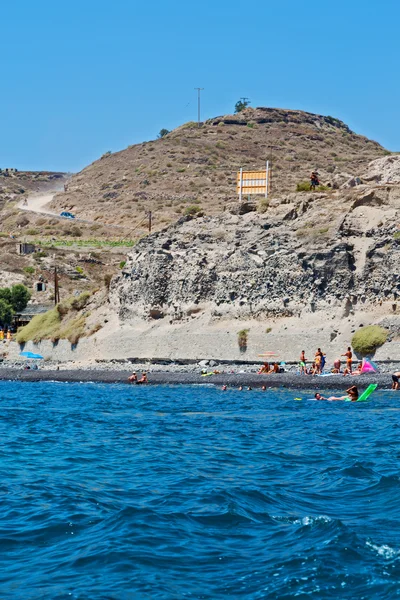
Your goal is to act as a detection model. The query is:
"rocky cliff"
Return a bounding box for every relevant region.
[112,181,399,320]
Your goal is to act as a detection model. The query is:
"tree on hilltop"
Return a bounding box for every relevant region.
[234,98,251,113]
[158,128,170,138]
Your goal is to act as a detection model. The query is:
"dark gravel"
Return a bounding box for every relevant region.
[0,369,394,390]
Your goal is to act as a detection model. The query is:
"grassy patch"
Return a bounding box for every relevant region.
[16,308,61,344]
[16,292,91,345]
[351,325,388,356]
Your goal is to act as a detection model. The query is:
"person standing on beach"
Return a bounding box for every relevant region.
[342,347,353,374]
[392,372,400,391]
[299,350,307,374]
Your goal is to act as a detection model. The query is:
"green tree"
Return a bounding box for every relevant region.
[158,128,170,138]
[0,299,14,326]
[234,98,251,113]
[0,288,12,305]
[10,284,31,312]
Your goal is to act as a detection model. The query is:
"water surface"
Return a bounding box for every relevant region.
[0,382,399,599]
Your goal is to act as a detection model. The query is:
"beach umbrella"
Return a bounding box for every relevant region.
[19,351,44,359]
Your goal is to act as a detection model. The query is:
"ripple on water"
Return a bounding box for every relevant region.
[0,381,399,599]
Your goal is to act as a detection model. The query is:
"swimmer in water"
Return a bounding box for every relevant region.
[261,385,266,391]
[238,386,243,391]
[222,385,227,391]
[329,385,359,401]
[314,393,327,400]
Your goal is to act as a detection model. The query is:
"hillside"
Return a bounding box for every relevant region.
[49,107,389,233]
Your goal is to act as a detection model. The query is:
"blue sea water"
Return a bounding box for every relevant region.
[0,382,399,599]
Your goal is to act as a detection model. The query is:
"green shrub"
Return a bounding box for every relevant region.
[265,327,272,334]
[70,291,91,311]
[119,261,126,269]
[258,198,269,213]
[158,128,170,138]
[296,181,312,192]
[23,267,35,275]
[75,266,84,274]
[237,329,249,352]
[394,231,400,240]
[184,205,202,216]
[351,325,388,356]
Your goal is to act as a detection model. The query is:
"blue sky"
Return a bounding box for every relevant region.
[1,0,399,172]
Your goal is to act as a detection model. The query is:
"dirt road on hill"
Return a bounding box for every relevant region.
[18,192,57,215]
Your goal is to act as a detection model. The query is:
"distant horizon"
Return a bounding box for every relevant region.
[1,0,399,173]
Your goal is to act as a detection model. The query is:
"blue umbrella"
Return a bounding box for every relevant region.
[20,351,44,359]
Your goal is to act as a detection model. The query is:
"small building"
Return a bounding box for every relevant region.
[17,242,36,255]
[13,304,52,328]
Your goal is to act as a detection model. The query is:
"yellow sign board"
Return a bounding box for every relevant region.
[236,170,267,195]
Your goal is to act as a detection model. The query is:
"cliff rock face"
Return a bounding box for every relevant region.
[111,185,400,322]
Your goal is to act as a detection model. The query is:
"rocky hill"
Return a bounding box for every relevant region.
[8,110,400,364]
[49,107,389,235]
[74,169,400,364]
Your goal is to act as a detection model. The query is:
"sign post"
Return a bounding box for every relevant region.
[237,165,271,199]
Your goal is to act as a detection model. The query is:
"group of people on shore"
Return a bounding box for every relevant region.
[298,346,358,376]
[128,372,148,384]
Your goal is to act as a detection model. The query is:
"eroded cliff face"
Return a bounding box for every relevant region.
[110,184,400,323]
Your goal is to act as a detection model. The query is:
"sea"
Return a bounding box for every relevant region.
[0,381,399,599]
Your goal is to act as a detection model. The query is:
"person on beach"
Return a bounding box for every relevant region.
[137,372,148,384]
[299,350,307,374]
[342,347,353,374]
[333,358,341,373]
[392,372,400,391]
[329,385,359,401]
[128,372,138,383]
[258,362,269,374]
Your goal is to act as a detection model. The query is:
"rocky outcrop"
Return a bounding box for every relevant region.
[111,186,400,323]
[363,155,400,184]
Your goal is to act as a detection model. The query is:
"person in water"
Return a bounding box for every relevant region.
[222,385,227,391]
[261,385,267,391]
[314,393,327,400]
[329,385,359,401]
[342,347,353,374]
[392,372,400,391]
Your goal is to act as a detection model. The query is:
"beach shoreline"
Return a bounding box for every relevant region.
[0,368,394,390]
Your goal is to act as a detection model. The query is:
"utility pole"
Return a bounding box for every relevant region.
[54,266,60,305]
[194,87,204,127]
